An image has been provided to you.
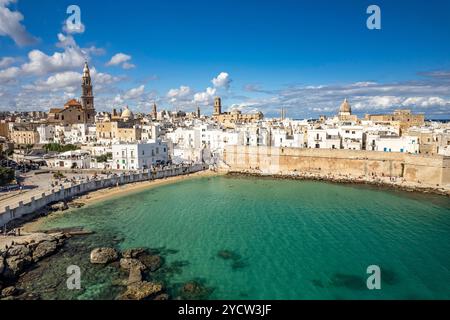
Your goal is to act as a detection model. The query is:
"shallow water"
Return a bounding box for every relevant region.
[33,176,450,299]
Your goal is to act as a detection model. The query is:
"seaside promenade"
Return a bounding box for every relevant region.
[0,163,207,229]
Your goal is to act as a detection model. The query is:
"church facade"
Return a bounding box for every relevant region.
[212,97,264,129]
[47,62,96,125]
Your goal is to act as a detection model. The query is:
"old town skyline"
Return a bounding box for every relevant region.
[0,0,450,119]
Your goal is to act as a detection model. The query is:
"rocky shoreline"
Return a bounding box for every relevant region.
[0,230,214,300]
[0,232,67,299]
[88,246,213,300]
[226,171,450,197]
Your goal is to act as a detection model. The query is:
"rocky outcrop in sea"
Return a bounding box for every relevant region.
[0,233,67,299]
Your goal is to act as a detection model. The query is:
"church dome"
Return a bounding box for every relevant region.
[339,99,351,113]
[121,106,134,120]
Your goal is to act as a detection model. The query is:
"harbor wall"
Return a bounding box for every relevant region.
[0,164,206,228]
[222,146,450,187]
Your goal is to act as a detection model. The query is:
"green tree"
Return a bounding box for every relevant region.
[44,143,80,153]
[95,153,112,163]
[0,167,15,186]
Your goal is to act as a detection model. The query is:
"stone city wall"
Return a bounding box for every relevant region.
[222,146,449,187]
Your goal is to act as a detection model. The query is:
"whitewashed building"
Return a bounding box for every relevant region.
[46,150,91,169]
[112,139,169,170]
[37,124,55,144]
[371,135,419,153]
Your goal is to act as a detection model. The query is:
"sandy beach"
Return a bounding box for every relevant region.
[22,170,220,232]
[74,169,219,205]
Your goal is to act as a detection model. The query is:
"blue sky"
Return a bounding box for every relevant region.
[1,0,449,118]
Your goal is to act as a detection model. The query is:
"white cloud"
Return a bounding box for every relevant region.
[194,87,217,105]
[115,85,146,104]
[22,67,120,94]
[350,82,377,87]
[124,85,145,99]
[0,56,15,68]
[167,86,192,103]
[0,0,38,46]
[91,68,121,85]
[212,72,231,89]
[21,47,86,76]
[84,46,106,56]
[402,96,449,108]
[106,53,135,69]
[0,66,20,83]
[107,53,131,66]
[56,33,77,48]
[23,71,81,93]
[122,62,136,70]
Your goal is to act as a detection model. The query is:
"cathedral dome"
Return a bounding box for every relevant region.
[339,99,351,114]
[121,106,134,120]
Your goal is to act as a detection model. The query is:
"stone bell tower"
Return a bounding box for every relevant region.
[81,61,95,123]
[213,97,222,116]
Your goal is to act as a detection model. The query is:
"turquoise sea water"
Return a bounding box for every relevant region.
[36,176,450,299]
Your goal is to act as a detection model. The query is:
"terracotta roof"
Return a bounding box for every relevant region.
[49,108,63,114]
[65,99,82,107]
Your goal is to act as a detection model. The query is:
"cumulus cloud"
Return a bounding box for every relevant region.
[167,86,192,103]
[56,33,77,48]
[124,85,145,99]
[106,53,135,69]
[23,71,81,93]
[22,67,121,93]
[0,66,20,84]
[212,72,232,89]
[194,87,217,105]
[0,57,15,68]
[0,32,107,83]
[402,96,449,108]
[114,85,146,104]
[21,47,86,76]
[0,0,38,46]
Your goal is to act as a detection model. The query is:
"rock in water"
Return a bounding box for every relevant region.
[118,281,163,300]
[138,254,163,272]
[4,256,32,279]
[68,202,85,209]
[50,202,68,211]
[32,241,58,262]
[90,248,119,264]
[6,245,30,259]
[180,281,213,300]
[127,266,143,285]
[122,248,147,259]
[119,258,146,271]
[1,286,20,298]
